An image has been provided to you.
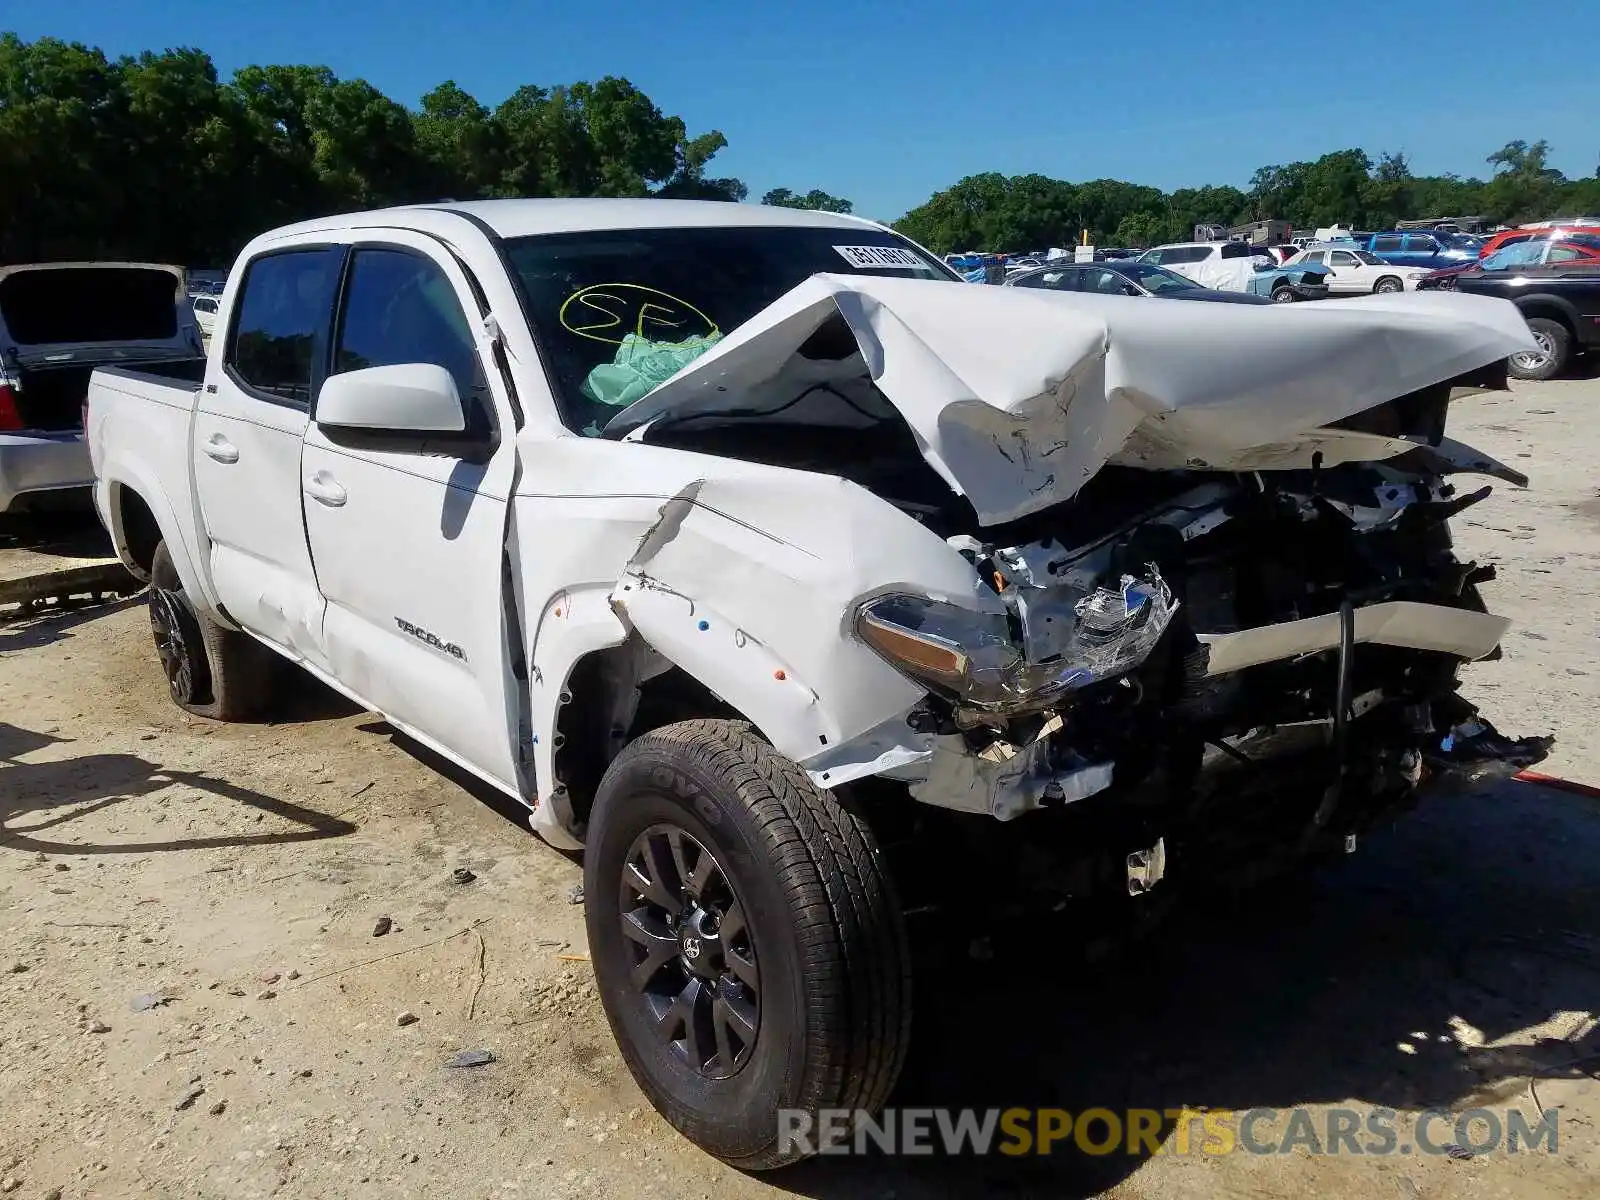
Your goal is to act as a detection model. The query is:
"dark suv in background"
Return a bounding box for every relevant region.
[1423,237,1600,379]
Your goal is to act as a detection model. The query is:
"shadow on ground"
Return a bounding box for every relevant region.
[775,778,1600,1199]
[0,720,357,855]
[0,594,144,652]
[0,508,113,557]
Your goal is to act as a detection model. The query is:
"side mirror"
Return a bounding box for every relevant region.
[315,363,465,435]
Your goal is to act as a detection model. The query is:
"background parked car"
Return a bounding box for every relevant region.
[1248,262,1333,302]
[0,261,206,513]
[1419,235,1600,290]
[189,293,220,339]
[1477,222,1600,260]
[1440,246,1600,380]
[1005,259,1273,303]
[1358,229,1481,270]
[1282,246,1430,293]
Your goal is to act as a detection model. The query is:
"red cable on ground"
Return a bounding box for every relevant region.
[1514,770,1600,800]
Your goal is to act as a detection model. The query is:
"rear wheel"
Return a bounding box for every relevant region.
[148,541,278,720]
[1373,276,1404,294]
[583,718,911,1170]
[1507,317,1571,381]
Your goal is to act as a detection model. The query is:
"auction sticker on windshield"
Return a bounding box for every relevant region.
[833,245,926,269]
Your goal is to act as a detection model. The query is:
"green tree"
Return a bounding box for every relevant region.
[414,80,502,199]
[1484,139,1564,223]
[762,187,853,213]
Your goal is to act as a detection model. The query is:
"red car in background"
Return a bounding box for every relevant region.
[1476,222,1600,260]
[1419,233,1600,289]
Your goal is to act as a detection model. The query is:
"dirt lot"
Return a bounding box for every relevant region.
[2,374,1598,1200]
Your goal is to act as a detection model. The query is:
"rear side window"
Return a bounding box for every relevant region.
[227,248,343,408]
[1219,242,1254,258]
[330,248,484,409]
[1162,247,1211,264]
[1012,270,1063,289]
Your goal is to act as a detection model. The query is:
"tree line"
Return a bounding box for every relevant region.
[0,33,847,265]
[4,32,1597,268]
[893,144,1600,253]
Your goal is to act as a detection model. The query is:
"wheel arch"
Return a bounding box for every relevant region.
[105,475,211,612]
[1515,296,1579,334]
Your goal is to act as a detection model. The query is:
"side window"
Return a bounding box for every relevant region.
[1372,235,1403,252]
[1405,235,1438,253]
[1165,247,1209,264]
[1220,242,1254,258]
[1330,251,1359,266]
[1545,244,1585,263]
[330,248,485,417]
[1085,268,1128,293]
[1013,270,1060,289]
[1302,250,1325,264]
[1025,269,1075,289]
[227,248,344,408]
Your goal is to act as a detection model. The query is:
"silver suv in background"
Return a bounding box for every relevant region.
[0,261,206,513]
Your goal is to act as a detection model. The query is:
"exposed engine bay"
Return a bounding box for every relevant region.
[599,275,1553,902]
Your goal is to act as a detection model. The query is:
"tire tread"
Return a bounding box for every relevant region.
[592,718,911,1170]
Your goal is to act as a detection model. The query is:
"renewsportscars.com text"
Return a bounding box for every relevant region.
[778,1105,1560,1157]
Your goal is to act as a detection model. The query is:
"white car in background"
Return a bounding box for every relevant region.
[190,293,219,339]
[1284,246,1430,294]
[1135,240,1276,291]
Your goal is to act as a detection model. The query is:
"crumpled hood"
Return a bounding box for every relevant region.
[601,273,1537,526]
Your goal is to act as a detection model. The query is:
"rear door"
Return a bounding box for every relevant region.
[1401,233,1443,266]
[193,244,344,668]
[299,235,521,789]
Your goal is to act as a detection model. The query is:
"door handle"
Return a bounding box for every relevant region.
[303,470,347,508]
[202,434,239,464]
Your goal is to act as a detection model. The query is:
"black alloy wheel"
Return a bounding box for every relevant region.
[619,822,760,1079]
[149,575,206,706]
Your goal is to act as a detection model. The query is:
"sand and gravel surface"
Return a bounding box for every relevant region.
[2,373,1597,1199]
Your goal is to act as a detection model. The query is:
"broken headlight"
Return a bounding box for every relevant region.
[855,567,1176,715]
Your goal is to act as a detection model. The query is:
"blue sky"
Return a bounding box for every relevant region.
[7,0,1597,221]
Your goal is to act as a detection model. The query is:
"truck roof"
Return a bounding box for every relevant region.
[255,197,886,243]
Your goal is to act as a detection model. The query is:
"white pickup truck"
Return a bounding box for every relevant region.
[87,198,1553,1168]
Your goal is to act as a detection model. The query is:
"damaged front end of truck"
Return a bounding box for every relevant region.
[599,274,1554,907]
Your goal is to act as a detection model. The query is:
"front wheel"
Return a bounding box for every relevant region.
[1507,317,1571,381]
[1271,286,1298,303]
[583,719,911,1170]
[1373,276,1404,294]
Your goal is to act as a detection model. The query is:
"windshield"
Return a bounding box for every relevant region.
[1118,262,1199,294]
[504,226,955,434]
[1353,251,1384,266]
[1481,241,1545,271]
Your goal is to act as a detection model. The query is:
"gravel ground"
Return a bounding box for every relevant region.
[1,373,1597,1200]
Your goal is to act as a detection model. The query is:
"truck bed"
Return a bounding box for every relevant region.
[85,362,209,584]
[13,357,205,431]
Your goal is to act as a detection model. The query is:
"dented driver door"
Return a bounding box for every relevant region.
[299,234,521,792]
